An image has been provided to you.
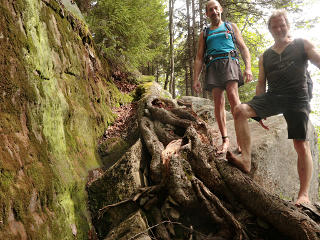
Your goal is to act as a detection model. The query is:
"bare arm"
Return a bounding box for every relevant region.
[256,55,266,96]
[193,31,205,93]
[255,54,269,130]
[304,39,320,69]
[231,23,253,83]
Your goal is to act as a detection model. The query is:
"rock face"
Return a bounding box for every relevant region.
[0,0,130,239]
[228,115,319,202]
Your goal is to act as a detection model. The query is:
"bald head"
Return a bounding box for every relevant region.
[206,0,222,13]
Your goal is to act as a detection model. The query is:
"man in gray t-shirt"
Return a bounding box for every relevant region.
[226,9,320,206]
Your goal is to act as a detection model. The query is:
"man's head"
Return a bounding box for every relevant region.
[206,0,223,25]
[206,0,222,13]
[267,9,290,40]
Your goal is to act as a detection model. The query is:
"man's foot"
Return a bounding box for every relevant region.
[217,136,229,154]
[295,195,311,206]
[226,151,251,173]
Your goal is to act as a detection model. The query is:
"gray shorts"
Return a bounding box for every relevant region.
[247,93,310,140]
[204,58,244,91]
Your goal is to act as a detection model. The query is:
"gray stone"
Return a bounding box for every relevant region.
[104,211,151,240]
[180,96,233,128]
[182,96,319,202]
[60,0,85,21]
[87,139,147,238]
[225,115,319,202]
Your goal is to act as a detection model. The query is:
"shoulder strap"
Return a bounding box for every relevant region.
[203,26,209,40]
[224,21,237,46]
[203,26,210,56]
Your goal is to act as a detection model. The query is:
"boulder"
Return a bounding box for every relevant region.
[104,210,151,240]
[87,139,148,239]
[182,96,319,202]
[180,96,233,128]
[225,115,319,202]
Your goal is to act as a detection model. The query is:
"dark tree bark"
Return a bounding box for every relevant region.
[155,64,160,82]
[191,0,197,59]
[198,0,208,99]
[163,62,170,90]
[169,0,175,98]
[184,62,190,95]
[186,0,193,97]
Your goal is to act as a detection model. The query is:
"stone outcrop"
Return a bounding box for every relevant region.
[182,96,319,202]
[233,115,318,201]
[87,139,148,238]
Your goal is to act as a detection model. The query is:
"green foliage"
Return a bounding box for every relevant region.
[137,75,155,83]
[87,0,168,69]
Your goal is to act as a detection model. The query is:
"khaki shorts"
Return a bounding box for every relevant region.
[204,58,243,91]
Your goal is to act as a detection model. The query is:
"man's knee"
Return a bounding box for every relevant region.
[293,140,310,153]
[234,103,255,120]
[234,104,247,120]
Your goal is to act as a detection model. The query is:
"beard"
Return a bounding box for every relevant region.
[210,15,221,26]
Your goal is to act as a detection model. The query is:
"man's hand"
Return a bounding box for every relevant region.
[259,119,269,130]
[243,69,253,83]
[193,80,202,93]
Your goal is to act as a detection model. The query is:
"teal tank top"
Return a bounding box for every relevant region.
[206,22,236,62]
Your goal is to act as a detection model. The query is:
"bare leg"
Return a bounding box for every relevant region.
[226,104,256,173]
[293,139,313,205]
[226,81,241,152]
[212,88,229,154]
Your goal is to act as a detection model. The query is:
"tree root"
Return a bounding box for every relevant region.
[140,116,164,183]
[216,159,320,240]
[137,93,320,239]
[192,178,245,240]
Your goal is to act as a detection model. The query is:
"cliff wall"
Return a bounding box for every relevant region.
[0,0,129,239]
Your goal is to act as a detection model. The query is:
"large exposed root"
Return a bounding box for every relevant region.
[91,90,320,240]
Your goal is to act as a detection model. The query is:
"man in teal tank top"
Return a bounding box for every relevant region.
[193,0,253,154]
[227,9,320,206]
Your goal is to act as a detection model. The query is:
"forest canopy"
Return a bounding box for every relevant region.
[87,0,168,70]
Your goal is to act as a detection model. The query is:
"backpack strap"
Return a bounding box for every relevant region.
[224,21,237,47]
[202,22,238,63]
[203,25,210,58]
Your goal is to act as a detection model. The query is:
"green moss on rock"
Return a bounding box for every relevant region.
[0,0,127,239]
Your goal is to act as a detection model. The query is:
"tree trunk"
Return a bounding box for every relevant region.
[184,62,189,96]
[155,64,160,83]
[198,0,208,99]
[164,63,170,90]
[186,0,194,97]
[191,0,197,61]
[169,0,175,98]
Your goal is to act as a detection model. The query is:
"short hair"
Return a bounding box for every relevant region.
[267,9,290,30]
[206,0,222,13]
